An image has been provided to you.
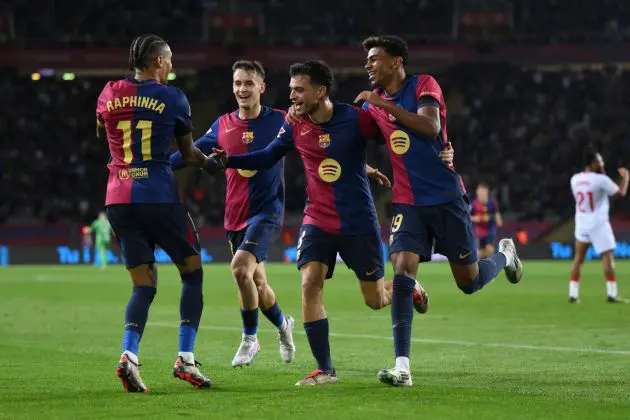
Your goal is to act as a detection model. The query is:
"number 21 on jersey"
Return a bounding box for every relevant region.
[117,120,153,163]
[576,190,594,212]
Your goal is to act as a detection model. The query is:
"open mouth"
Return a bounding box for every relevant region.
[368,70,377,81]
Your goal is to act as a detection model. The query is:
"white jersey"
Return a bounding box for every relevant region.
[570,171,619,230]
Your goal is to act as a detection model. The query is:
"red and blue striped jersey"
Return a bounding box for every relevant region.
[96,77,192,205]
[226,103,379,235]
[171,106,285,231]
[471,198,499,236]
[364,74,465,206]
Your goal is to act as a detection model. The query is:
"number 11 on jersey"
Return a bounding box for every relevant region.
[116,120,153,163]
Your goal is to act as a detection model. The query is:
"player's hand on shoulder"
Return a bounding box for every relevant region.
[439,142,455,168]
[210,148,228,169]
[618,167,629,178]
[354,90,387,109]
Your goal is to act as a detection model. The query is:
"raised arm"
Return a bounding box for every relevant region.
[612,168,629,198]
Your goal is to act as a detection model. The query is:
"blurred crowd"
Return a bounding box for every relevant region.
[3,0,630,47]
[3,63,630,226]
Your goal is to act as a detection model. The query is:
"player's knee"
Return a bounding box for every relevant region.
[363,293,384,310]
[178,255,202,274]
[457,282,475,295]
[231,264,253,288]
[255,278,270,296]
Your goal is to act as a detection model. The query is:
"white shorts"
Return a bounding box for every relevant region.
[575,222,616,254]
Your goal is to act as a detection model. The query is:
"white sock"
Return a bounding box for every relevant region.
[123,350,139,365]
[569,280,579,299]
[607,280,618,298]
[242,333,257,341]
[178,352,194,364]
[395,356,410,373]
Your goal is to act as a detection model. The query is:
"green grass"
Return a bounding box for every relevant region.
[1,261,630,419]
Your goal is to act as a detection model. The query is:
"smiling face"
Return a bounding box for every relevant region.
[232,69,265,110]
[364,46,399,87]
[289,75,325,116]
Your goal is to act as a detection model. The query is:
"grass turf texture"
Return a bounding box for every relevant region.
[1,261,630,419]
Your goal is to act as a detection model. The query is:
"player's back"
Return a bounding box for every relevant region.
[365,74,464,207]
[570,171,619,229]
[97,77,191,205]
[290,103,378,235]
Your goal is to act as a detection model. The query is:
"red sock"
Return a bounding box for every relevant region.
[570,274,580,282]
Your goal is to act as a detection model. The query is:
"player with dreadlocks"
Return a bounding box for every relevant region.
[96,34,220,392]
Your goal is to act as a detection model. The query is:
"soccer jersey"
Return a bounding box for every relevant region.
[364,74,464,206]
[96,77,193,205]
[570,171,620,231]
[171,106,285,231]
[90,218,112,243]
[227,103,379,236]
[471,198,499,237]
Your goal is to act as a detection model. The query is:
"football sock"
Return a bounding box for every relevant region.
[392,274,415,359]
[241,308,259,336]
[261,301,285,329]
[607,276,617,297]
[122,286,156,355]
[179,269,204,353]
[459,253,506,294]
[570,274,580,298]
[304,318,333,372]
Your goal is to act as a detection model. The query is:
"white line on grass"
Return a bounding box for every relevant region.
[150,322,630,356]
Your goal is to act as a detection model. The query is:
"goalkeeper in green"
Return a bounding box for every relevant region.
[89,212,113,268]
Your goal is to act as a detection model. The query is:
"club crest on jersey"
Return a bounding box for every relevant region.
[390,130,410,155]
[318,133,331,148]
[318,158,341,183]
[242,131,254,144]
[388,114,397,122]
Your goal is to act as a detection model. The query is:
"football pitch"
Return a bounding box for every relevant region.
[1,261,630,419]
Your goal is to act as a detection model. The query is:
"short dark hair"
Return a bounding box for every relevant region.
[232,60,266,79]
[361,35,409,65]
[583,144,599,166]
[289,60,334,95]
[128,34,169,71]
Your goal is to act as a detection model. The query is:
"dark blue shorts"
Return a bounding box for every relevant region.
[478,232,496,249]
[389,196,478,265]
[106,204,200,269]
[227,221,279,263]
[296,224,384,281]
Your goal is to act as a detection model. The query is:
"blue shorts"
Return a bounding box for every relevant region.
[227,221,279,263]
[296,224,384,281]
[478,232,496,249]
[389,196,478,265]
[106,204,200,269]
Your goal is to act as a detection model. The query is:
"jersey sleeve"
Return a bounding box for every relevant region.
[358,108,385,144]
[170,118,220,170]
[601,175,620,196]
[172,88,193,136]
[415,75,444,110]
[226,122,295,170]
[95,83,109,127]
[492,199,501,214]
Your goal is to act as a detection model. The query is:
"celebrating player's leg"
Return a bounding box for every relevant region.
[97,34,219,392]
[356,35,522,387]
[569,147,629,303]
[170,61,294,367]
